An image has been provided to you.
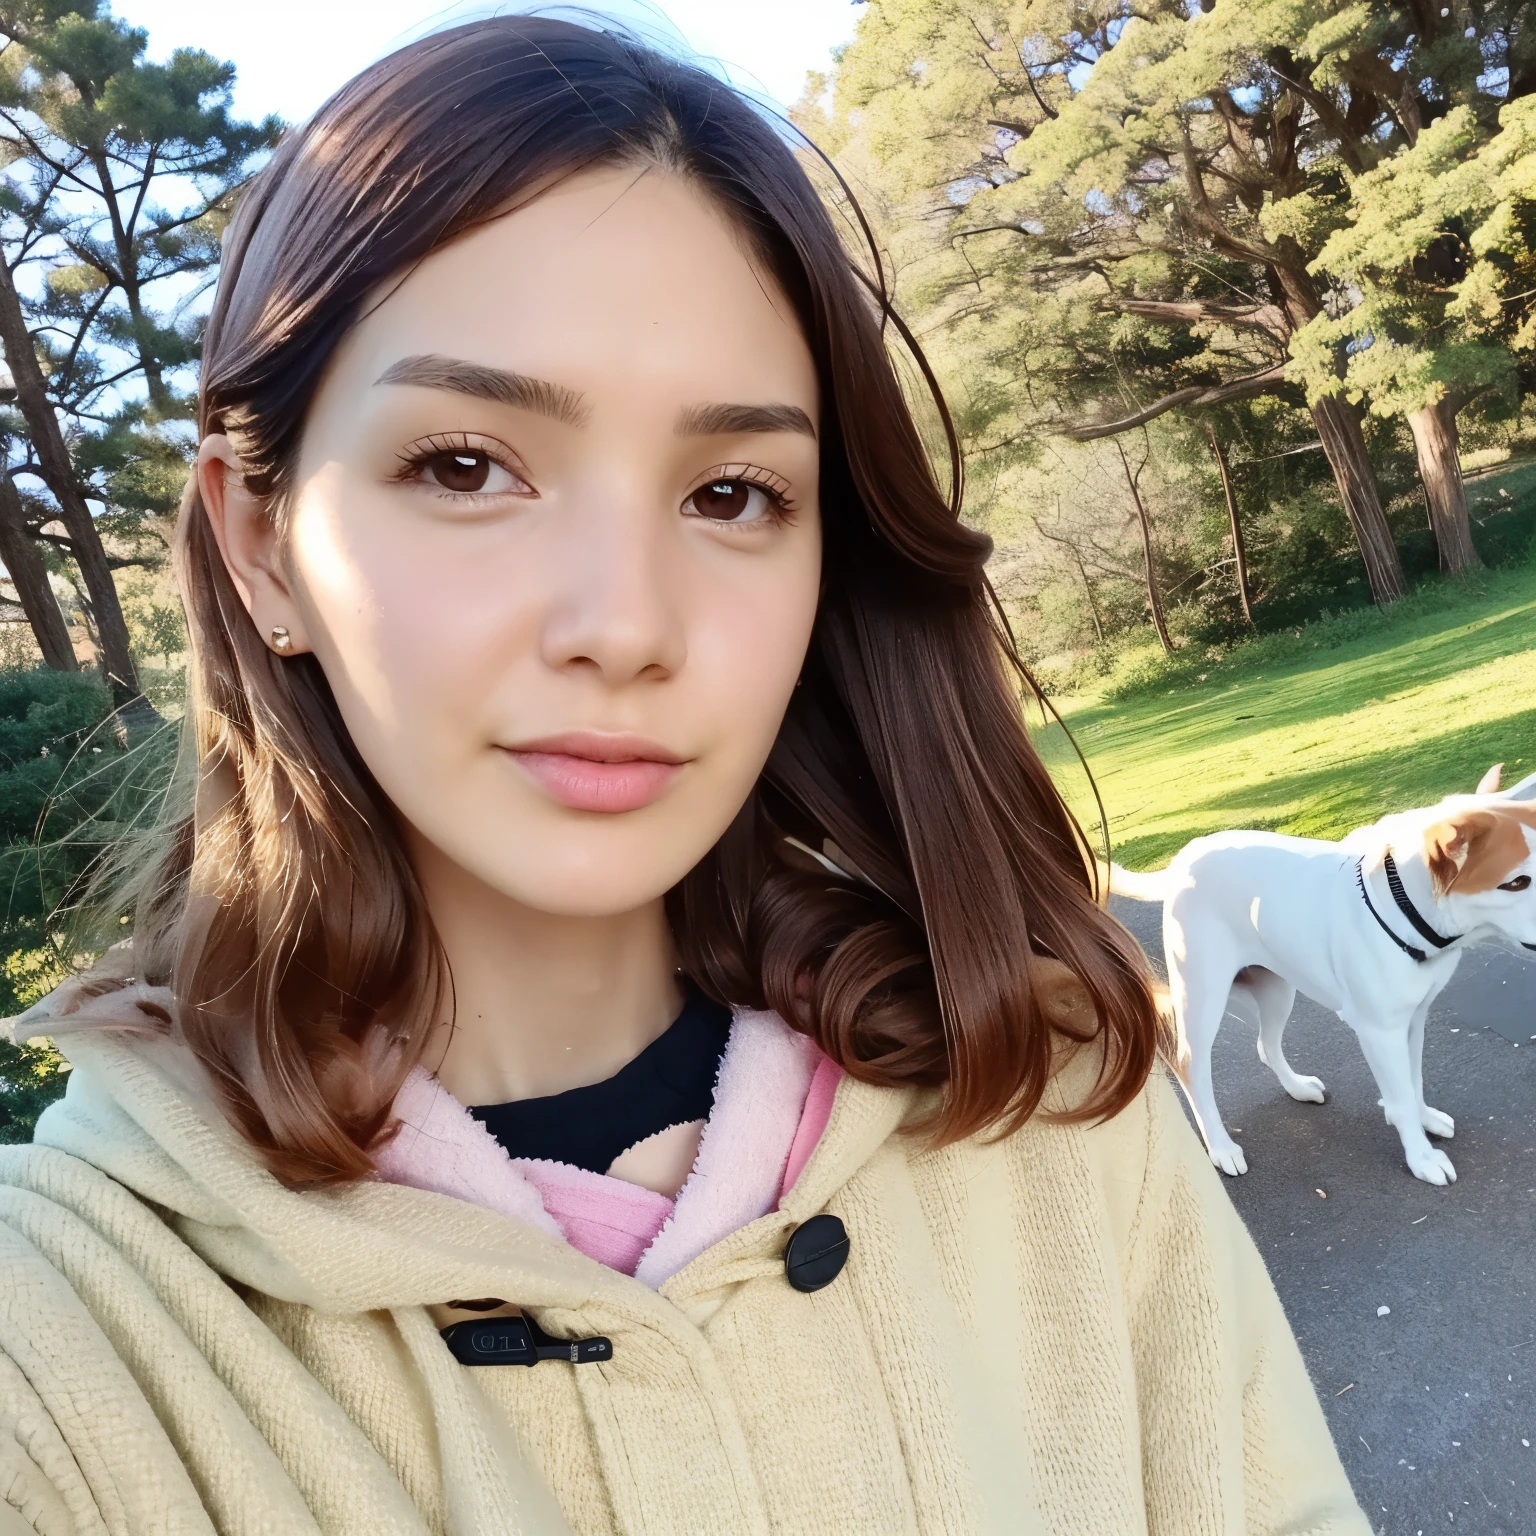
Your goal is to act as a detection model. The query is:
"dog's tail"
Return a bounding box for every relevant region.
[1095,860,1172,902]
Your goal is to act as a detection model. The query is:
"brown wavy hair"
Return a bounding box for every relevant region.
[126,15,1160,1184]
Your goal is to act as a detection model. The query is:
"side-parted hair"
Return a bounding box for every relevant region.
[130,16,1161,1184]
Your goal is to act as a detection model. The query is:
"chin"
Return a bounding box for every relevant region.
[468,827,713,916]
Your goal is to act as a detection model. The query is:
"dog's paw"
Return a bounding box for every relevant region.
[1422,1106,1455,1139]
[1208,1140,1248,1176]
[1285,1075,1327,1104]
[1405,1145,1457,1185]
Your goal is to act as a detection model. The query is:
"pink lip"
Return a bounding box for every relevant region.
[502,731,687,814]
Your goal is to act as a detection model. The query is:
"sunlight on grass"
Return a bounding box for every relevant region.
[1033,562,1536,870]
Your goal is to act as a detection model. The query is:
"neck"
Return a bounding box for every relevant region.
[1383,840,1458,938]
[410,834,683,1106]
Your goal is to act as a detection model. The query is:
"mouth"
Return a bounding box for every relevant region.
[500,731,688,814]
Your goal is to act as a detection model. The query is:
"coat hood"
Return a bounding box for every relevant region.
[8,976,911,1320]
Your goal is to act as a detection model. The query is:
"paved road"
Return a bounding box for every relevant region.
[1110,896,1536,1536]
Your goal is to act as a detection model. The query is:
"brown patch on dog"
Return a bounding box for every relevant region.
[1423,804,1536,895]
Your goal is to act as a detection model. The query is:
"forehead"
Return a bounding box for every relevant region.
[333,164,819,412]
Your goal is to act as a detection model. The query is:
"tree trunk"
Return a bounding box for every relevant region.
[1203,419,1253,625]
[1073,549,1105,644]
[1309,393,1407,603]
[94,150,174,415]
[1406,396,1481,574]
[0,255,142,701]
[1270,261,1406,605]
[0,473,76,670]
[1116,440,1173,654]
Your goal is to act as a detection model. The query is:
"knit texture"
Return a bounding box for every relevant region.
[0,971,1369,1536]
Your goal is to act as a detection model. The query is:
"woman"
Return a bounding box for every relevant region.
[0,17,1365,1535]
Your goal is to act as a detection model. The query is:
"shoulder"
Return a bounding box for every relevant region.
[892,1041,1201,1281]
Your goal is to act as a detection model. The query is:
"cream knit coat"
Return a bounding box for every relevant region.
[0,990,1368,1536]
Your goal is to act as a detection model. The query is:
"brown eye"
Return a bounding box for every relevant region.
[1498,874,1532,892]
[410,447,527,497]
[684,478,778,523]
[427,450,492,493]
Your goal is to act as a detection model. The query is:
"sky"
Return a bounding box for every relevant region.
[109,0,861,121]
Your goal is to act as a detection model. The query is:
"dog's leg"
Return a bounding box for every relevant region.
[1350,1015,1457,1185]
[1410,1000,1454,1139]
[1377,1000,1455,1137]
[1170,940,1247,1176]
[1248,968,1325,1104]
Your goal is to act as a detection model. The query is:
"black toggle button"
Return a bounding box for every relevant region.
[441,1311,613,1367]
[784,1213,850,1293]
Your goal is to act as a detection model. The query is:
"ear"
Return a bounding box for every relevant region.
[1424,807,1536,895]
[1476,762,1503,794]
[1423,810,1492,896]
[197,434,312,656]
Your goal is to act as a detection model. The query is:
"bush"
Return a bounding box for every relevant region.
[0,666,178,1136]
[1096,559,1531,702]
[0,1039,68,1143]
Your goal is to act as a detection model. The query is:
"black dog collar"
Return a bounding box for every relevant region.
[1355,854,1463,964]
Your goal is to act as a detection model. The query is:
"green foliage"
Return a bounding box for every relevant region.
[0,1,278,678]
[0,666,175,1022]
[1297,98,1536,419]
[0,1,279,428]
[1033,456,1536,693]
[0,1036,68,1143]
[803,0,1536,646]
[128,599,185,668]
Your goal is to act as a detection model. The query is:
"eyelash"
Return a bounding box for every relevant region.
[689,464,797,519]
[391,433,530,496]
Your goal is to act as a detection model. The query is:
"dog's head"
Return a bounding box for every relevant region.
[1423,802,1536,946]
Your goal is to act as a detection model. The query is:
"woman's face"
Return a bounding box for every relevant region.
[205,166,822,915]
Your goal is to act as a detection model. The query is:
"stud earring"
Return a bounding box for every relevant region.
[269,626,293,653]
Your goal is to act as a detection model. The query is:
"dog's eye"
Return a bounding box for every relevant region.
[1498,874,1532,892]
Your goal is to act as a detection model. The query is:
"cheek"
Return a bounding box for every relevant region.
[685,533,821,775]
[283,481,523,754]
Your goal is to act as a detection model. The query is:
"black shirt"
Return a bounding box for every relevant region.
[469,989,732,1175]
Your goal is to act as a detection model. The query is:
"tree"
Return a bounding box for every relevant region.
[811,0,1532,605]
[0,1038,67,1142]
[1298,97,1536,574]
[0,2,277,705]
[0,244,138,690]
[1114,434,1172,652]
[1203,418,1253,624]
[0,439,71,667]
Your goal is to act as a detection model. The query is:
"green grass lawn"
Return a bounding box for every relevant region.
[1034,560,1536,871]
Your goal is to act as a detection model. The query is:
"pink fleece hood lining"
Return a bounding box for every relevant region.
[374,1008,839,1288]
[633,1008,820,1286]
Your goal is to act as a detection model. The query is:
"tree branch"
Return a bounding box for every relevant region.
[1057,362,1289,441]
[1109,296,1291,343]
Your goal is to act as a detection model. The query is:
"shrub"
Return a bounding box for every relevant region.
[0,666,178,1135]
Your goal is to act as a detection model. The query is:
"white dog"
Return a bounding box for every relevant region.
[1110,765,1536,1185]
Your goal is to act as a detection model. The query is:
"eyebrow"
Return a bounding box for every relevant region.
[677,401,817,439]
[375,354,588,425]
[375,354,814,440]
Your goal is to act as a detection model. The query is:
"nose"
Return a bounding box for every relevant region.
[538,490,687,687]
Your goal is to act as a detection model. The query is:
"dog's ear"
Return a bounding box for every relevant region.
[1424,807,1535,895]
[1476,762,1504,794]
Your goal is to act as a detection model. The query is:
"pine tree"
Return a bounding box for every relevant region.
[1297,97,1536,573]
[810,0,1531,603]
[0,1,277,704]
